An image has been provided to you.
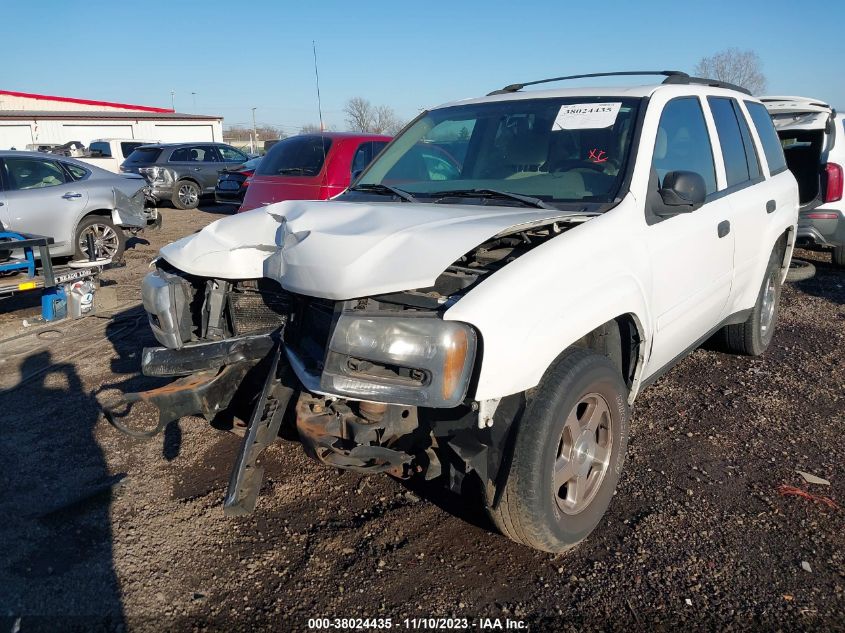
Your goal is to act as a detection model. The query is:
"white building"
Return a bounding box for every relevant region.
[0,89,223,149]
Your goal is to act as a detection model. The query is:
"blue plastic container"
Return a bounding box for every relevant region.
[42,286,67,321]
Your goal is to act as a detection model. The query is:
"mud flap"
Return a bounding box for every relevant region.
[223,344,293,516]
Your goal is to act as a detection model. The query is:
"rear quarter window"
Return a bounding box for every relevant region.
[745,101,788,175]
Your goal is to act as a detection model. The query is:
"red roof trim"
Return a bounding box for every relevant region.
[0,89,174,113]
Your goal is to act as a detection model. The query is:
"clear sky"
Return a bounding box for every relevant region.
[4,0,843,132]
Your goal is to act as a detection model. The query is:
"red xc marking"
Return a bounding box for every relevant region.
[588,148,608,163]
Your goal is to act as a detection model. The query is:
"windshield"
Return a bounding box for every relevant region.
[355,97,641,205]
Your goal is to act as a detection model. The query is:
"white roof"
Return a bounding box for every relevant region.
[434,82,757,110]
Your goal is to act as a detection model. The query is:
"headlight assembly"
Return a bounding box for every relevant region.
[320,314,478,407]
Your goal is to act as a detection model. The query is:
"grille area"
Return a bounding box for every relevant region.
[228,281,291,336]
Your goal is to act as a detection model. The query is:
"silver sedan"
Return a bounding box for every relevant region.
[0,150,155,260]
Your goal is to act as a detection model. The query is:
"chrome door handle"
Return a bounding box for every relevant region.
[62,192,82,199]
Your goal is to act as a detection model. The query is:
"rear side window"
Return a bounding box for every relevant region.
[256,136,333,177]
[4,158,68,190]
[63,162,89,181]
[170,146,217,162]
[653,97,717,195]
[745,101,788,175]
[125,147,162,163]
[708,97,760,187]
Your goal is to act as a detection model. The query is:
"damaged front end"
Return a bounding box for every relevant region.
[104,213,581,514]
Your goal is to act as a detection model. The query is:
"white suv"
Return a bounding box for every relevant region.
[116,71,799,553]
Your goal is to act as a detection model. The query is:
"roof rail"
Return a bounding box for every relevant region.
[660,73,751,95]
[487,70,752,96]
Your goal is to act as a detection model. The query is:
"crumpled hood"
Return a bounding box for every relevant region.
[159,199,588,300]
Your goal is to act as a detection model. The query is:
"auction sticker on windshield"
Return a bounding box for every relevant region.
[552,102,621,130]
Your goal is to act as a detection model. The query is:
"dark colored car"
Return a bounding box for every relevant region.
[121,142,250,209]
[238,132,391,212]
[214,156,262,205]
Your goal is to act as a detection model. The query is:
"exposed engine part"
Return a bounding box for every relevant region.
[295,392,430,477]
[203,279,231,340]
[359,400,387,422]
[228,280,290,336]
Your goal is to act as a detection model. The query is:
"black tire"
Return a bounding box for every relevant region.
[833,246,845,268]
[172,180,201,210]
[718,249,783,356]
[74,215,125,261]
[489,348,630,553]
[785,258,816,282]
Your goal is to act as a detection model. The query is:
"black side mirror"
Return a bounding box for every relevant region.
[656,170,706,215]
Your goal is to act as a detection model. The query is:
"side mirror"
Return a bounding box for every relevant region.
[656,170,706,215]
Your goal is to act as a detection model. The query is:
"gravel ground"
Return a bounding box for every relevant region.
[0,206,842,631]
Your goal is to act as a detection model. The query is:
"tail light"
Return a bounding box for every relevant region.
[824,163,843,203]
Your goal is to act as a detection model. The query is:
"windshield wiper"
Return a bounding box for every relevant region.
[431,188,555,210]
[349,183,417,203]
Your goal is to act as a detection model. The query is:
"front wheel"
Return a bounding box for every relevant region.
[489,348,630,553]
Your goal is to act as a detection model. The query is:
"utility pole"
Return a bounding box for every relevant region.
[251,107,258,154]
[170,90,175,111]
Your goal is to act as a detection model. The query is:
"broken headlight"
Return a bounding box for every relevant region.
[320,314,477,408]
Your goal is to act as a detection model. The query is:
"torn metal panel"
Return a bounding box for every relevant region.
[112,186,150,228]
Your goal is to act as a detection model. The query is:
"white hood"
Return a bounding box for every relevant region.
[159,199,588,300]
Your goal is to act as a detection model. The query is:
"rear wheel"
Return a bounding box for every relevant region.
[173,180,200,210]
[489,348,629,553]
[74,215,125,261]
[717,249,782,355]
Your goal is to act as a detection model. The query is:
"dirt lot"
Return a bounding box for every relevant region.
[0,205,842,631]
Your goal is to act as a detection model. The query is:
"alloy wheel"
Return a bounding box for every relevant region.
[79,223,120,259]
[553,392,613,515]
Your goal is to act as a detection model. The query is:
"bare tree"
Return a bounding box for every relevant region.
[300,123,322,134]
[694,48,768,95]
[344,97,374,132]
[372,105,404,135]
